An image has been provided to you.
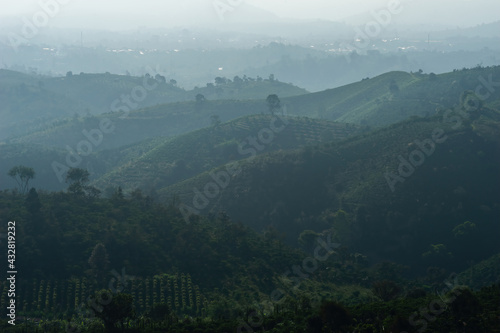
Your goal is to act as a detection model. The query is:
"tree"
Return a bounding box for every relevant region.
[422,244,453,267]
[25,187,41,215]
[195,93,206,103]
[8,165,35,194]
[65,168,100,198]
[266,94,281,115]
[155,74,166,83]
[88,243,110,282]
[210,114,221,127]
[452,221,476,240]
[215,77,226,86]
[233,75,243,86]
[91,290,134,331]
[372,280,401,301]
[25,187,44,233]
[169,79,177,86]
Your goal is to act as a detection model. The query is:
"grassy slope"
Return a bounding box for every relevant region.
[284,66,500,125]
[92,114,361,192]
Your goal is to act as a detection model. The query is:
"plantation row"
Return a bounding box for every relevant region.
[0,273,208,318]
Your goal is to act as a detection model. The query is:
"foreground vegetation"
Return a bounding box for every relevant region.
[1,187,499,332]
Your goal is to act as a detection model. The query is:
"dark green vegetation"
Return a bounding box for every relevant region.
[1,66,499,332]
[1,190,499,332]
[163,102,500,273]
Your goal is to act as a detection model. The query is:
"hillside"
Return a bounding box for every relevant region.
[284,66,500,126]
[92,114,361,193]
[1,67,500,333]
[0,69,306,140]
[8,66,500,152]
[0,137,168,192]
[160,107,500,277]
[0,114,360,192]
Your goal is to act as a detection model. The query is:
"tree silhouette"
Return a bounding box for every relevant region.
[8,165,35,194]
[65,167,100,197]
[91,290,134,331]
[266,94,281,115]
[195,93,206,104]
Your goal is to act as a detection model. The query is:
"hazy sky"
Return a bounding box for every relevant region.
[1,0,499,30]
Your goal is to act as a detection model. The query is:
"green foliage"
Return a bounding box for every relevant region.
[452,221,477,239]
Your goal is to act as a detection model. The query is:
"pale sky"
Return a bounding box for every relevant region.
[0,0,499,29]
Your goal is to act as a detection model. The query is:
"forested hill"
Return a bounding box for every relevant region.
[7,66,500,151]
[0,115,361,192]
[162,106,500,277]
[91,114,361,193]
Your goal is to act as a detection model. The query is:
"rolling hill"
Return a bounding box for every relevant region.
[0,69,307,140]
[8,66,499,152]
[91,114,362,193]
[159,106,500,276]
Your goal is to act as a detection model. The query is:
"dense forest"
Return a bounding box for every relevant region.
[1,189,500,332]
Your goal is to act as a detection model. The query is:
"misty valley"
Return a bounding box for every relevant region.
[1,2,500,333]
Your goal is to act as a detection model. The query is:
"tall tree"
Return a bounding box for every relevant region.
[91,290,134,331]
[8,165,35,194]
[266,94,281,115]
[65,168,90,195]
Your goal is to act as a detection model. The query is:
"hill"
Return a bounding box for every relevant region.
[161,106,500,277]
[283,66,500,126]
[0,69,307,140]
[9,66,500,152]
[92,114,361,193]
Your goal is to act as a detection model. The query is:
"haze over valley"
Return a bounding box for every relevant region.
[1,1,499,332]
